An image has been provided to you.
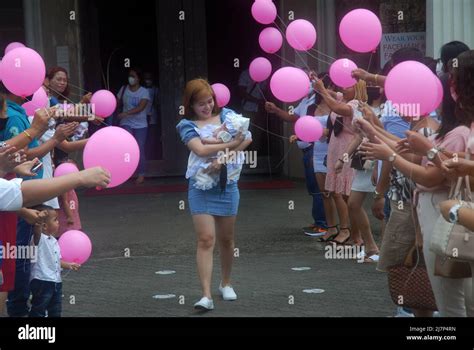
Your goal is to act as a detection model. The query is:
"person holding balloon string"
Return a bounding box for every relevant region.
[29,204,81,317]
[357,51,474,316]
[312,78,367,245]
[0,83,85,317]
[43,66,105,167]
[264,70,329,237]
[176,79,252,311]
[329,85,385,258]
[350,48,445,317]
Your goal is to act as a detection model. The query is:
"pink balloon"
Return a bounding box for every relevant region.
[249,57,272,82]
[385,61,439,118]
[5,42,25,55]
[0,47,46,97]
[54,162,80,178]
[32,87,48,107]
[83,126,139,188]
[251,1,277,25]
[339,9,382,53]
[295,116,323,142]
[22,101,37,116]
[329,59,358,88]
[286,19,317,51]
[58,230,92,265]
[22,88,49,116]
[211,83,231,107]
[90,90,116,118]
[259,27,283,54]
[270,67,310,103]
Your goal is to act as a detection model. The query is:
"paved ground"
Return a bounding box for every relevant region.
[61,177,395,317]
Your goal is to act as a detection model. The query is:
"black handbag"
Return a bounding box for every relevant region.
[350,153,365,171]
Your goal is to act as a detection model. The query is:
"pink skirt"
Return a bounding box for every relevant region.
[325,132,355,196]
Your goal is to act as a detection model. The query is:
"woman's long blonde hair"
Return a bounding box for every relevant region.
[354,80,368,103]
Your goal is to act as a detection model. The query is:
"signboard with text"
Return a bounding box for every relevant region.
[380,32,426,68]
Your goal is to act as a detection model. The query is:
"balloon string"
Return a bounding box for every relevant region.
[272,52,300,66]
[44,86,109,127]
[272,15,333,68]
[256,84,268,102]
[48,86,82,105]
[265,111,272,179]
[367,51,374,72]
[275,141,294,169]
[249,121,290,140]
[275,12,338,62]
[64,80,92,95]
[274,14,333,66]
[308,47,338,62]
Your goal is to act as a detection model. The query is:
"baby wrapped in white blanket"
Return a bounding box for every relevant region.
[194,111,250,190]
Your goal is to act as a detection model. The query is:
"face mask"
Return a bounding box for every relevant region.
[0,117,7,131]
[128,77,137,86]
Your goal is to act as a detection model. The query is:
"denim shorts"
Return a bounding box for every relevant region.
[188,180,240,216]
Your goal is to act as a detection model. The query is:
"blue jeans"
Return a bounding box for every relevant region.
[303,146,327,228]
[7,218,33,317]
[29,279,62,317]
[384,192,391,223]
[122,126,147,176]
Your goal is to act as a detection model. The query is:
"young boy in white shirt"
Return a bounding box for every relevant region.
[29,205,80,317]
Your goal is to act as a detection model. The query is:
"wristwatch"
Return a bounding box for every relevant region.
[427,147,440,161]
[449,203,463,223]
[388,153,397,163]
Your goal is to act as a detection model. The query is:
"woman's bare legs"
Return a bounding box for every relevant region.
[332,193,351,244]
[348,191,373,247]
[316,173,338,240]
[215,216,237,287]
[192,214,217,299]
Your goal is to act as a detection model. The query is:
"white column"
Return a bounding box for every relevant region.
[426,0,474,58]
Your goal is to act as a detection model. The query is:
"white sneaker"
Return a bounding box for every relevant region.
[219,283,237,301]
[194,297,214,310]
[394,307,414,317]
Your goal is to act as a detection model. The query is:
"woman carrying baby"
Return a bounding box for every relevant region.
[176,79,252,311]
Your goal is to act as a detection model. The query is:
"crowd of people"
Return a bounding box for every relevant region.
[0,64,158,317]
[1,39,474,317]
[262,42,474,317]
